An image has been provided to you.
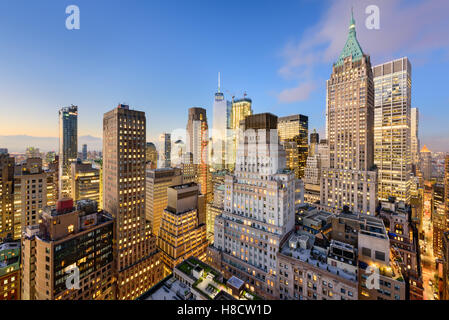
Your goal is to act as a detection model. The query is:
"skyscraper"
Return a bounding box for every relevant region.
[209,113,296,299]
[212,73,232,170]
[186,107,211,202]
[158,133,171,168]
[445,155,449,226]
[82,144,87,161]
[58,105,78,198]
[227,97,253,171]
[373,57,412,203]
[103,104,163,300]
[309,129,319,157]
[411,108,420,169]
[278,114,309,179]
[145,142,158,169]
[321,11,377,215]
[0,152,15,240]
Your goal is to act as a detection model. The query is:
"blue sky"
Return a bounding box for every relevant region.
[0,0,448,152]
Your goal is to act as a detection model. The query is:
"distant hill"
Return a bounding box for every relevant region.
[0,135,102,153]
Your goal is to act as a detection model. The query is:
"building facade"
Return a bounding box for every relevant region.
[70,160,100,204]
[321,12,377,215]
[58,105,78,198]
[145,166,183,235]
[373,57,412,203]
[103,104,164,300]
[210,113,296,299]
[0,153,15,240]
[411,108,420,170]
[278,114,309,179]
[21,199,115,300]
[157,183,208,273]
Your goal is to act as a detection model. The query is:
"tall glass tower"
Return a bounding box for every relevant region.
[58,105,78,198]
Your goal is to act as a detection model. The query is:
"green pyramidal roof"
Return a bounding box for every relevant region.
[335,9,364,66]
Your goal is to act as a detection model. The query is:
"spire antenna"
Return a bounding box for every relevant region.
[218,72,221,93]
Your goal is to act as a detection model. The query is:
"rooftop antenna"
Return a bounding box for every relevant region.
[243,91,247,98]
[218,72,221,93]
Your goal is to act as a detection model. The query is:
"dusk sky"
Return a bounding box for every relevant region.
[0,0,448,152]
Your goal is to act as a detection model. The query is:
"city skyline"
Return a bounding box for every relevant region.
[0,0,449,152]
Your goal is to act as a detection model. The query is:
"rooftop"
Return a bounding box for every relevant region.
[281,232,358,283]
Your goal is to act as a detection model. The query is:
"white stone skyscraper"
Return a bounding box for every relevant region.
[321,11,377,215]
[209,113,296,299]
[373,57,412,203]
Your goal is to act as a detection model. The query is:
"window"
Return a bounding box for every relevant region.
[68,225,74,233]
[362,247,371,257]
[375,251,385,261]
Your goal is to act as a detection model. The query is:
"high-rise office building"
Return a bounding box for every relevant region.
[82,144,87,161]
[58,105,78,198]
[212,73,232,170]
[171,139,185,167]
[309,129,319,157]
[70,160,100,204]
[103,104,163,300]
[445,155,449,226]
[186,107,211,202]
[420,145,432,181]
[14,158,47,239]
[433,183,446,259]
[321,12,377,215]
[158,133,171,168]
[145,166,182,235]
[21,199,115,300]
[0,153,15,240]
[373,57,412,203]
[157,183,208,272]
[411,108,420,170]
[278,114,309,179]
[145,142,158,169]
[227,97,253,171]
[209,113,296,299]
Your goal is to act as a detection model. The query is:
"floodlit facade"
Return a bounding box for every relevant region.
[210,113,296,299]
[321,12,377,215]
[186,107,211,202]
[157,183,208,272]
[278,114,309,179]
[227,97,253,171]
[70,160,100,204]
[0,153,16,240]
[373,57,412,203]
[145,166,183,235]
[58,105,78,198]
[103,104,164,300]
[14,158,47,239]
